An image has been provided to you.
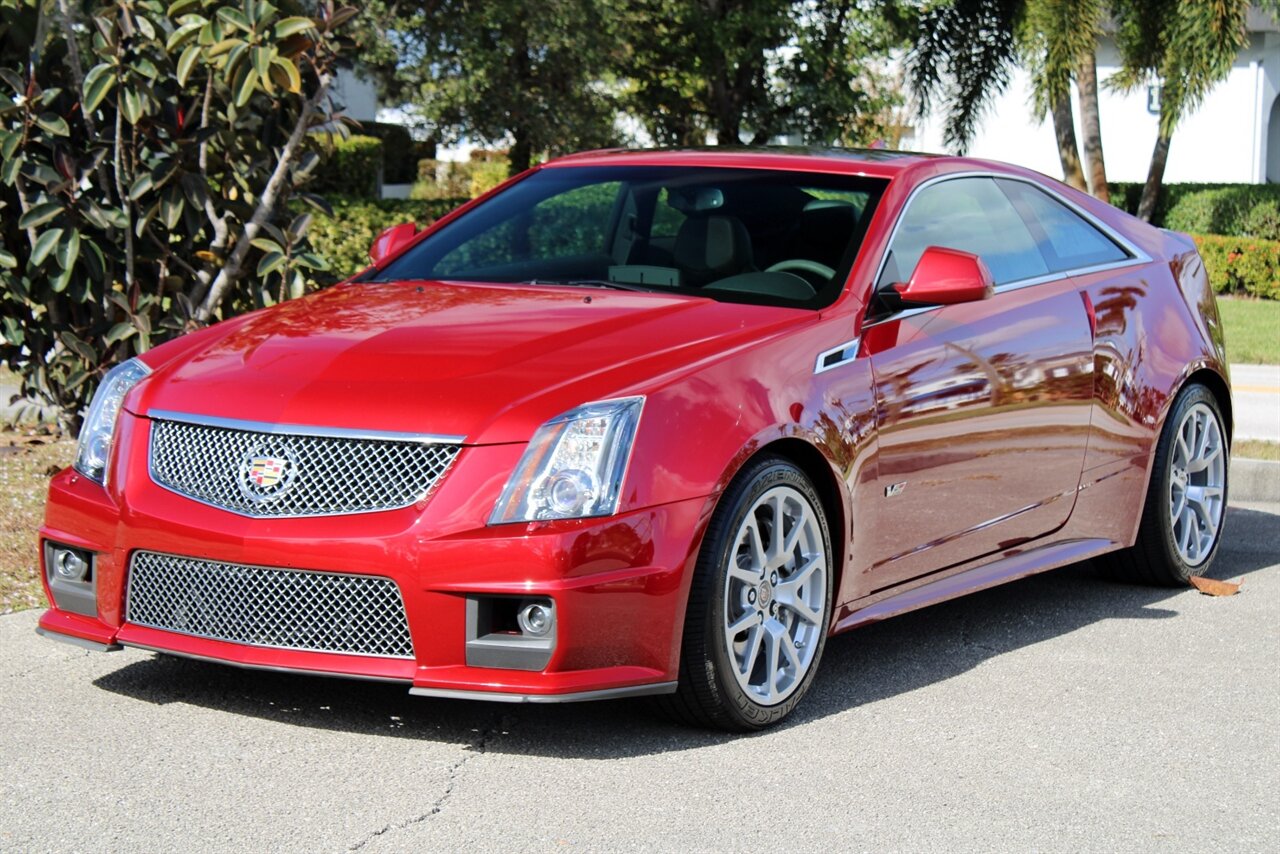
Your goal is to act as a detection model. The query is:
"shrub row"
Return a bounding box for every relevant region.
[306,197,469,283]
[309,135,384,198]
[1109,182,1280,240]
[358,122,437,184]
[1192,234,1280,300]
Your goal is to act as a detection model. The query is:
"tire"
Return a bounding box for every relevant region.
[656,455,834,731]
[1097,383,1228,586]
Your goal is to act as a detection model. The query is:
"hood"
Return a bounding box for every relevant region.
[133,281,806,444]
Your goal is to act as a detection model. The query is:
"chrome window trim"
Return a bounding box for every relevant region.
[145,408,465,445]
[864,171,1153,326]
[814,337,861,374]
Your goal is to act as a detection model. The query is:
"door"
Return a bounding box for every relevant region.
[862,175,1131,589]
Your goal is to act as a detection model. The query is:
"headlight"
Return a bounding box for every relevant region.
[489,397,644,524]
[74,357,150,483]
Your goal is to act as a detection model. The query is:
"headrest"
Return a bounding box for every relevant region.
[667,187,725,214]
[673,214,754,281]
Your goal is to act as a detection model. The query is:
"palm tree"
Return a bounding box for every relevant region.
[1109,0,1248,221]
[1020,0,1109,200]
[908,0,1254,218]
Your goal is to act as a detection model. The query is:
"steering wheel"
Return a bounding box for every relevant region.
[765,259,836,282]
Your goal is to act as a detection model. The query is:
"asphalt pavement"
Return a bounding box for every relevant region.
[1,500,1277,853]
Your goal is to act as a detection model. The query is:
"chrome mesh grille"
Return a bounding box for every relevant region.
[148,417,459,517]
[126,551,414,658]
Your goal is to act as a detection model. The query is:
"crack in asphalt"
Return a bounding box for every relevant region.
[347,712,511,851]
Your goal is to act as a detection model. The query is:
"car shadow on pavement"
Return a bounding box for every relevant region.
[92,506,1279,758]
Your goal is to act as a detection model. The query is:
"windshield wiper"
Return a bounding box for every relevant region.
[521,278,652,293]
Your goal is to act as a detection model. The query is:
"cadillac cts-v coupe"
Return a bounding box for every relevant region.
[37,148,1231,730]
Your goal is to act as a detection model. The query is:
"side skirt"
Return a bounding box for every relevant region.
[833,537,1119,634]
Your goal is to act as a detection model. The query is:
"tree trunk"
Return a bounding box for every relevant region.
[1137,131,1172,222]
[1076,52,1109,203]
[1050,89,1088,192]
[509,127,533,176]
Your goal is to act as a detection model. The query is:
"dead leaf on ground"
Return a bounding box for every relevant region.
[1189,576,1241,597]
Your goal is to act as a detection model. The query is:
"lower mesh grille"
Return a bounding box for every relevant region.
[126,551,414,659]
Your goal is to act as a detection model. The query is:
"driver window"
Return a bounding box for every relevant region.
[878,177,1048,289]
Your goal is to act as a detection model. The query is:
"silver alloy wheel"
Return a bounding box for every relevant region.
[722,485,827,705]
[1168,401,1226,567]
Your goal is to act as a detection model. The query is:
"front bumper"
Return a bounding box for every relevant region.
[37,412,707,701]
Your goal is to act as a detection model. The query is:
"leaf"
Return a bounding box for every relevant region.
[1189,576,1241,596]
[1,315,23,345]
[216,7,250,31]
[35,113,69,137]
[288,212,312,240]
[296,251,327,270]
[256,250,285,277]
[328,6,358,29]
[252,47,274,94]
[0,129,20,160]
[160,186,184,229]
[1,156,23,186]
[250,237,282,253]
[50,265,73,294]
[132,58,160,81]
[167,0,201,16]
[104,321,137,345]
[0,249,16,269]
[270,57,301,94]
[128,172,154,200]
[233,67,259,108]
[176,44,201,87]
[166,20,205,51]
[56,229,80,272]
[18,202,62,229]
[30,228,63,266]
[83,63,117,113]
[272,16,315,39]
[121,87,144,125]
[295,192,332,216]
[59,331,97,362]
[81,237,105,280]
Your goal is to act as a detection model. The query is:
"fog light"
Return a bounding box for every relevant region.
[517,601,554,637]
[53,548,90,581]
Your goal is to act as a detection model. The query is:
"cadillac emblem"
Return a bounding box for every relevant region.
[238,443,298,503]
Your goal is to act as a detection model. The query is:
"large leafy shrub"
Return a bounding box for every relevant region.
[0,0,355,429]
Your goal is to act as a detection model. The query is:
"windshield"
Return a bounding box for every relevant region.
[370,165,887,310]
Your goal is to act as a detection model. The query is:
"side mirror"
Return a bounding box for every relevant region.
[368,222,418,264]
[894,246,994,306]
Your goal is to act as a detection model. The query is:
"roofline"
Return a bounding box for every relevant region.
[540,146,942,178]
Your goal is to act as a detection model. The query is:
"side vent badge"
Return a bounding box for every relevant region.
[884,482,906,498]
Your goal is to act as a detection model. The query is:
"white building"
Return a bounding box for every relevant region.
[907,10,1280,184]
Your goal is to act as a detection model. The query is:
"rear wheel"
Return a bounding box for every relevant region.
[657,456,833,731]
[1098,383,1228,586]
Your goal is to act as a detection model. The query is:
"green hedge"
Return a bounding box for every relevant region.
[358,122,436,184]
[1192,234,1280,300]
[307,197,468,283]
[1109,182,1280,240]
[310,135,384,198]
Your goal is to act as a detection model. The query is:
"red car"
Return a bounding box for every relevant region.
[37,149,1231,730]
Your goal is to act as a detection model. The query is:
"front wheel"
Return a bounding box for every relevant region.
[657,456,833,731]
[1098,383,1228,586]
